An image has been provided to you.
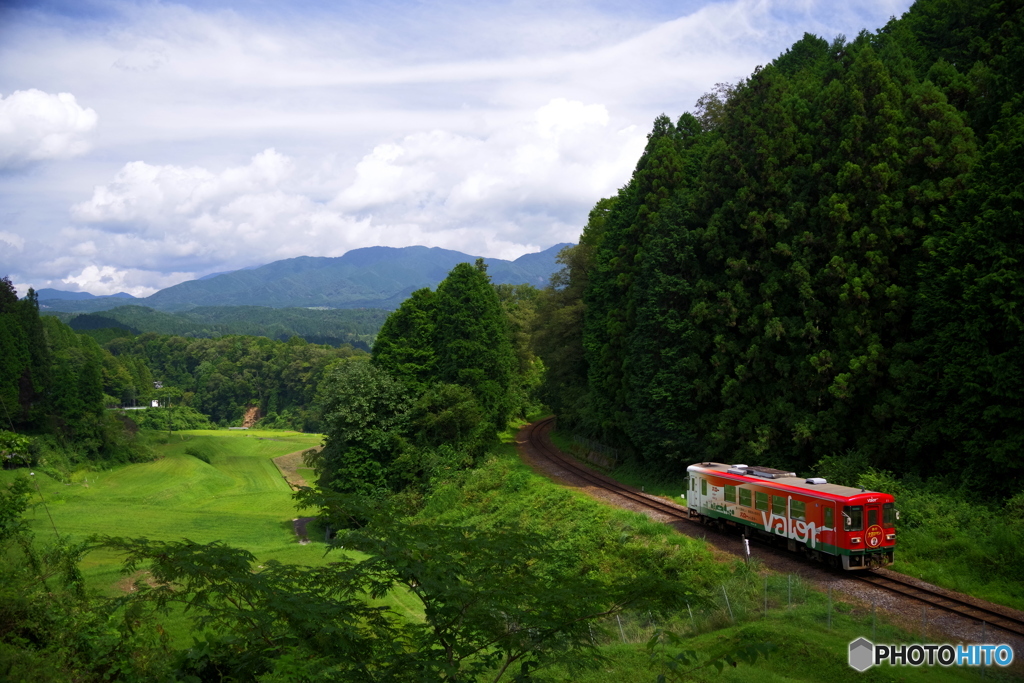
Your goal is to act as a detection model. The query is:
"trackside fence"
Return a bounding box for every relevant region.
[592,571,934,649]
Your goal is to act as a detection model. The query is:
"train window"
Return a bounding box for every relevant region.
[868,509,878,527]
[791,499,806,521]
[771,495,786,517]
[755,491,768,511]
[701,479,707,496]
[843,506,863,531]
[824,507,834,528]
[883,503,895,527]
[724,485,736,503]
[739,488,751,507]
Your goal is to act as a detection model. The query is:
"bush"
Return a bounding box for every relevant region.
[871,471,1024,608]
[184,444,212,464]
[129,406,213,431]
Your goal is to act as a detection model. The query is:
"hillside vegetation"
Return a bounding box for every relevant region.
[57,305,388,351]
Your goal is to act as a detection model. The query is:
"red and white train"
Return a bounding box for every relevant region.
[686,462,896,570]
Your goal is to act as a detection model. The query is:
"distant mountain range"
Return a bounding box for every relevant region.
[35,289,136,302]
[36,244,572,313]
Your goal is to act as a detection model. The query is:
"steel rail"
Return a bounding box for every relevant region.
[854,572,1024,638]
[526,417,690,522]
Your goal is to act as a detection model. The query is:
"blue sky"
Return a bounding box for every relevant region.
[0,0,913,296]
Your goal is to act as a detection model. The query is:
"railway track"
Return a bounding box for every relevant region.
[525,417,690,523]
[524,417,1024,640]
[854,572,1024,638]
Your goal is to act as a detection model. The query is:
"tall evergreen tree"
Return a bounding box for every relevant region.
[371,287,438,393]
[623,112,712,463]
[312,359,412,496]
[909,100,1024,493]
[532,200,611,431]
[583,115,685,446]
[433,261,517,431]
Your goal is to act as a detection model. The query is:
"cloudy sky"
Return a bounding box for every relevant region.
[0,0,913,297]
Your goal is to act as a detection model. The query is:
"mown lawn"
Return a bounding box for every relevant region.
[2,430,334,597]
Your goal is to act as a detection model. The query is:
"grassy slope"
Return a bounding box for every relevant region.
[2,430,329,596]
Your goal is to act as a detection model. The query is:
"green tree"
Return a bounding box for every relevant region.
[692,82,736,132]
[433,261,517,431]
[0,477,168,681]
[371,287,438,394]
[0,431,32,469]
[623,111,712,463]
[310,359,412,496]
[494,283,543,417]
[100,490,695,682]
[533,200,611,431]
[907,102,1024,493]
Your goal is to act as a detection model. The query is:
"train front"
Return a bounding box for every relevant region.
[836,491,896,570]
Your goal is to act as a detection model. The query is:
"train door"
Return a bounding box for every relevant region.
[864,502,884,550]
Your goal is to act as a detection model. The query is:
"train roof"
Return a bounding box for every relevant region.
[687,462,891,501]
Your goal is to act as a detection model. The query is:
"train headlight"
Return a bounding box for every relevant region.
[851,537,862,544]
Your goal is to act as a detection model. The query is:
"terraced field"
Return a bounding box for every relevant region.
[2,430,330,595]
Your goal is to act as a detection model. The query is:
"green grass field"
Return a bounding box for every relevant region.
[2,429,333,596]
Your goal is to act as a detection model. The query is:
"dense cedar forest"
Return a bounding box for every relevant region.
[534,1,1024,496]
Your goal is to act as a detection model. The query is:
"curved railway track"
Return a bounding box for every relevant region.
[524,417,1024,640]
[525,417,690,523]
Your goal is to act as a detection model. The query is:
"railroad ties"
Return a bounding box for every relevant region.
[855,572,1024,638]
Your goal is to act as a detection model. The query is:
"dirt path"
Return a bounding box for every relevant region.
[272,447,321,490]
[292,516,319,544]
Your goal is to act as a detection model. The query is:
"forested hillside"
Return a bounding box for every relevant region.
[37,244,569,313]
[56,304,387,350]
[106,333,364,429]
[0,279,149,465]
[536,0,1024,495]
[1,275,368,471]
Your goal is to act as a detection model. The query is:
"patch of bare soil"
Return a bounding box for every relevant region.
[273,447,320,490]
[113,570,159,594]
[293,516,319,544]
[242,405,262,428]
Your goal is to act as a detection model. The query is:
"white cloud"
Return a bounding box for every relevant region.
[62,98,644,290]
[0,89,97,169]
[71,148,293,227]
[0,231,25,250]
[335,98,645,247]
[61,264,193,297]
